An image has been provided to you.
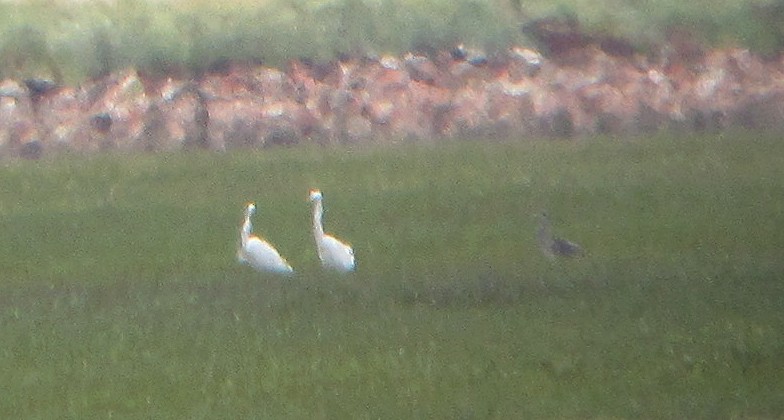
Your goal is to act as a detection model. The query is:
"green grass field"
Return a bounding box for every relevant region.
[1,132,783,417]
[3,0,784,82]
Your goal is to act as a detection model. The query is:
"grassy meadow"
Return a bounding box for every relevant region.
[2,0,784,83]
[1,132,783,417]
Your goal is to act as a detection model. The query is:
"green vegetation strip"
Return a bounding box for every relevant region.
[2,0,784,83]
[1,133,783,417]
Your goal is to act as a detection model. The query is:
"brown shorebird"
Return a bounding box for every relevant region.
[536,212,583,259]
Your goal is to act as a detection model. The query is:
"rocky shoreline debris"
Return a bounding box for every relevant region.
[1,45,783,159]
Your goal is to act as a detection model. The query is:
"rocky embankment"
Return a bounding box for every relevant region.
[2,44,784,159]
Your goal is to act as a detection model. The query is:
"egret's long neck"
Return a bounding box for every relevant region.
[241,214,252,244]
[312,199,325,239]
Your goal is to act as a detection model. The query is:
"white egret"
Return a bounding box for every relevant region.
[237,203,294,274]
[536,211,583,259]
[309,189,355,272]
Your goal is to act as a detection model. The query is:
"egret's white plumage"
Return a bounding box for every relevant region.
[237,203,294,274]
[536,211,583,259]
[309,189,355,272]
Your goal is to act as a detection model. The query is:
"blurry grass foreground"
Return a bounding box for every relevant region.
[0,132,783,417]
